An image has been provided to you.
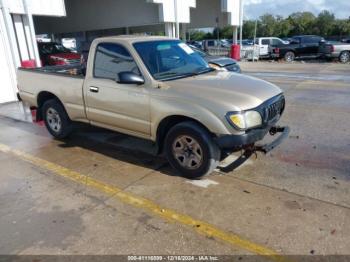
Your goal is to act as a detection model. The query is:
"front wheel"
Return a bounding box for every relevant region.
[339,51,350,63]
[284,51,295,62]
[42,99,72,139]
[164,122,220,179]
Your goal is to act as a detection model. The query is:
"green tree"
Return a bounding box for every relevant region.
[315,10,335,36]
[288,12,316,35]
[332,19,350,38]
[258,14,276,36]
[218,10,348,41]
[272,15,292,37]
[189,30,208,41]
[243,20,257,39]
[220,26,234,39]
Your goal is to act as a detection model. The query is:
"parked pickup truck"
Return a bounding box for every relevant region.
[18,36,289,178]
[319,41,350,63]
[273,35,325,62]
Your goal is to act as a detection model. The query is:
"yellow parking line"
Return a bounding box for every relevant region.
[0,143,290,262]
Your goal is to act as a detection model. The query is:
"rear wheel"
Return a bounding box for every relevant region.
[164,121,220,179]
[284,51,295,62]
[339,51,350,63]
[42,99,72,139]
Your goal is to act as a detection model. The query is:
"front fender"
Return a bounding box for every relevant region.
[150,96,235,141]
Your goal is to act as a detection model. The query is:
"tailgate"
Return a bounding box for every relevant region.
[319,44,332,54]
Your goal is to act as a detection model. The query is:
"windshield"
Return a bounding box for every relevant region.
[133,40,212,81]
[39,43,71,55]
[189,45,207,58]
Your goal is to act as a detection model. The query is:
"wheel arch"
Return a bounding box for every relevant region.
[155,115,213,154]
[36,91,64,121]
[284,50,295,55]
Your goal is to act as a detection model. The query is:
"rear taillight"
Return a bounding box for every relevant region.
[330,45,335,52]
[274,48,280,54]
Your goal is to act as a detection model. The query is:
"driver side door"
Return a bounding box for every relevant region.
[84,42,151,138]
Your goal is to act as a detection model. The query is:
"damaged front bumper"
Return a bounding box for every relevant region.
[255,126,290,154]
[216,126,290,154]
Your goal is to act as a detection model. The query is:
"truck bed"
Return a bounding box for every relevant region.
[19,64,86,78]
[17,64,87,122]
[319,41,350,56]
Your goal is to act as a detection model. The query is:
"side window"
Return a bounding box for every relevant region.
[261,39,270,45]
[94,43,139,80]
[291,37,300,44]
[302,37,317,44]
[313,37,323,43]
[207,41,215,47]
[271,39,282,46]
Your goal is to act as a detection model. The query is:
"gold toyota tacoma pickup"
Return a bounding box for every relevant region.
[17,36,289,178]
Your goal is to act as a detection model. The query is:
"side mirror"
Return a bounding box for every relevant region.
[319,39,326,44]
[118,72,144,85]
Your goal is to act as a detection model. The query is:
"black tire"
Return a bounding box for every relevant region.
[339,51,350,63]
[284,51,295,62]
[164,121,220,179]
[42,99,72,139]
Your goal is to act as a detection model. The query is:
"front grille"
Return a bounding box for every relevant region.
[266,97,285,121]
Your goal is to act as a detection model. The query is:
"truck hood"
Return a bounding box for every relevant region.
[205,57,237,67]
[164,71,282,111]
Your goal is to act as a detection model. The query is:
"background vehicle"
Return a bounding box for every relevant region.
[18,36,287,178]
[186,40,203,49]
[61,38,77,51]
[202,39,230,51]
[274,35,325,62]
[319,41,350,63]
[341,38,350,43]
[38,42,82,66]
[255,37,289,58]
[189,45,241,73]
[226,39,254,46]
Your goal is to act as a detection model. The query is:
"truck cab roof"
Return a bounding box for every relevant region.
[93,35,174,44]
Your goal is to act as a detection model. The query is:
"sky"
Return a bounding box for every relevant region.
[243,0,350,19]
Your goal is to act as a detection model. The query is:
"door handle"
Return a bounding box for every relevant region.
[89,86,99,93]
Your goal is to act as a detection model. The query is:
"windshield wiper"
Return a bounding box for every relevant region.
[157,68,214,81]
[191,67,215,76]
[156,72,178,77]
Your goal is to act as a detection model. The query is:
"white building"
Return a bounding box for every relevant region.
[0,0,66,103]
[0,0,241,104]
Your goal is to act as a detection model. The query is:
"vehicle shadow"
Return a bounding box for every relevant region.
[57,124,176,177]
[57,124,250,179]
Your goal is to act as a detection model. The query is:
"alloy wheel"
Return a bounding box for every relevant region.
[46,107,62,133]
[172,135,203,170]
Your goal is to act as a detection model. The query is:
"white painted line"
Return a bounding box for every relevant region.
[186,179,219,188]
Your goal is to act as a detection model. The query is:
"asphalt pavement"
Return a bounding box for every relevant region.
[0,62,349,260]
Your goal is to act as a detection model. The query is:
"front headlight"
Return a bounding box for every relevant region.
[227,111,262,130]
[208,63,222,71]
[227,64,241,73]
